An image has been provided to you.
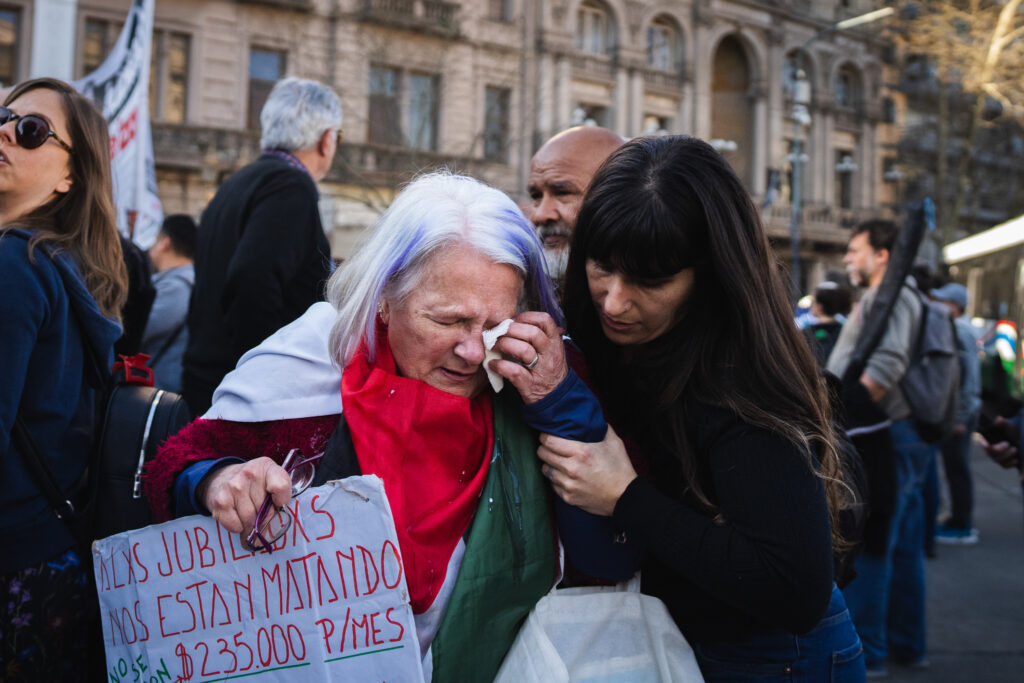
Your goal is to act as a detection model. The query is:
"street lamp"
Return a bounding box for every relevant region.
[787,69,812,299]
[785,6,895,300]
[710,138,738,154]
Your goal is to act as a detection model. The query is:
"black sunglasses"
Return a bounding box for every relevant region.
[0,105,73,153]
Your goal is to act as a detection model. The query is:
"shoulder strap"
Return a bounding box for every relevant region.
[11,416,91,550]
[149,322,186,367]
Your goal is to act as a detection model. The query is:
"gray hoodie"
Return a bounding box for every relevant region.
[141,263,195,393]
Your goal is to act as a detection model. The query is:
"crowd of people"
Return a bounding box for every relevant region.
[2,74,1021,683]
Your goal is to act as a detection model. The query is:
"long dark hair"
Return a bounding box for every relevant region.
[564,135,847,548]
[3,78,127,320]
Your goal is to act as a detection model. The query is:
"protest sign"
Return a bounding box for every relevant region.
[91,475,423,683]
[73,0,163,248]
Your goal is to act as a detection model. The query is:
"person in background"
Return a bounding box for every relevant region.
[977,410,1024,531]
[0,78,126,681]
[140,214,197,393]
[930,283,982,544]
[527,126,623,290]
[804,280,853,367]
[183,76,341,416]
[827,220,929,675]
[530,136,865,681]
[113,232,155,356]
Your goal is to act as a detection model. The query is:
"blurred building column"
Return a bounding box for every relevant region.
[31,0,77,80]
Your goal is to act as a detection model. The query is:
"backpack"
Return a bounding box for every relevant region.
[899,288,960,443]
[89,355,192,539]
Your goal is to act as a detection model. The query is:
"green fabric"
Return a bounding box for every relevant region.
[429,390,557,681]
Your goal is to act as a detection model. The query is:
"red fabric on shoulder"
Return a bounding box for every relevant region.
[342,323,493,614]
[143,414,339,522]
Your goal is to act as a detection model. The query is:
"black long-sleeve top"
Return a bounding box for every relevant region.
[611,398,834,644]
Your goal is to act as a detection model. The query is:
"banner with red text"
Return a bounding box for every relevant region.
[73,0,163,248]
[91,476,423,683]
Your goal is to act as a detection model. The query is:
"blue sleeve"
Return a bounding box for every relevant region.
[521,369,641,581]
[0,240,50,454]
[174,457,244,516]
[522,369,607,442]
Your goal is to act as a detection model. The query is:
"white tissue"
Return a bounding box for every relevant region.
[482,318,514,393]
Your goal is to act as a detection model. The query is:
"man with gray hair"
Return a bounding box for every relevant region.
[183,77,342,415]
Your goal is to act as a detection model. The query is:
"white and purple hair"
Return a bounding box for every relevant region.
[326,171,562,366]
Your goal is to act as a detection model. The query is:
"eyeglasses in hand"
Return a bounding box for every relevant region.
[243,448,324,553]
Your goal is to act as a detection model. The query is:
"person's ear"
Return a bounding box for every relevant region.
[55,170,72,194]
[876,247,890,268]
[379,300,390,325]
[318,129,333,157]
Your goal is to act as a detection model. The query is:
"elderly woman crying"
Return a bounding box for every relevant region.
[144,172,601,681]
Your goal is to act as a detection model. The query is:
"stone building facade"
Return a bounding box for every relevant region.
[3,0,894,289]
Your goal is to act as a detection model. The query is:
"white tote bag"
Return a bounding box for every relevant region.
[495,576,705,682]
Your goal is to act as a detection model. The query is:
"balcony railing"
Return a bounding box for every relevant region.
[570,53,616,82]
[761,201,876,245]
[642,68,683,92]
[235,0,314,11]
[358,0,460,38]
[834,106,865,131]
[151,124,505,191]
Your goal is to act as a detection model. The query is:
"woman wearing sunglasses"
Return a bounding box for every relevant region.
[145,172,601,681]
[0,78,127,679]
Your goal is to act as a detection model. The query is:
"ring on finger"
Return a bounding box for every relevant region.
[525,353,541,370]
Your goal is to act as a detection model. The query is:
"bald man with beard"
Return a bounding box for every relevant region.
[527,126,624,289]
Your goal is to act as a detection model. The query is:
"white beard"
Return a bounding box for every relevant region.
[543,246,569,283]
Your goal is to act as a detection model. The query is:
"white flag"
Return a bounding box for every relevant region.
[73,0,163,248]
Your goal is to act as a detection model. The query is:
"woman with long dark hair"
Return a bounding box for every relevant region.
[535,136,866,680]
[0,78,127,680]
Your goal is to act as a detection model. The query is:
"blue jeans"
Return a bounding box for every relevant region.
[843,419,935,668]
[694,585,865,682]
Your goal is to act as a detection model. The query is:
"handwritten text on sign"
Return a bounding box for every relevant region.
[92,475,423,683]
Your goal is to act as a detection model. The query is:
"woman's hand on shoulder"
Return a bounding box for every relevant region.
[538,425,637,516]
[490,311,569,404]
[198,457,293,535]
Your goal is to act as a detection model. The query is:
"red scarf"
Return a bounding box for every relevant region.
[341,324,493,614]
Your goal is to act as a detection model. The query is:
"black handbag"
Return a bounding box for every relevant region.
[15,355,191,547]
[90,356,192,540]
[15,356,192,548]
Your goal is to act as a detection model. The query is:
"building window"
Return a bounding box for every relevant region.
[835,151,857,209]
[783,51,812,101]
[368,67,440,152]
[483,86,510,162]
[646,17,678,72]
[150,31,189,123]
[0,8,20,86]
[406,73,438,152]
[576,2,610,55]
[248,48,285,130]
[81,18,123,76]
[835,66,860,109]
[488,0,513,23]
[369,66,402,146]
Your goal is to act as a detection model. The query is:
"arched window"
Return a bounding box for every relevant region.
[576,1,613,55]
[646,16,681,72]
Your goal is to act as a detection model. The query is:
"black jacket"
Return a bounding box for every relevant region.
[184,154,332,415]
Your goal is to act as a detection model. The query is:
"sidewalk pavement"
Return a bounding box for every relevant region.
[888,440,1024,682]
